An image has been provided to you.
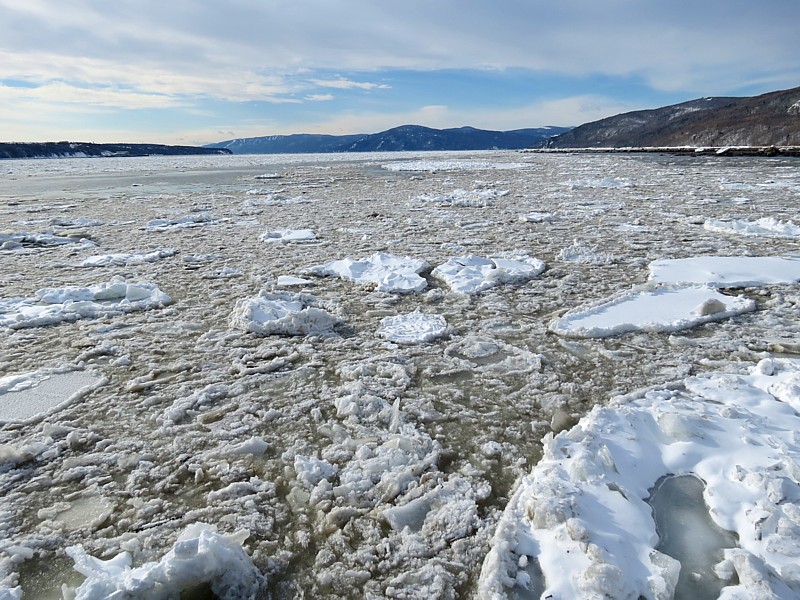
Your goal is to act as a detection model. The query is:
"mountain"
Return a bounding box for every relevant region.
[208,125,571,154]
[0,142,231,160]
[547,86,800,148]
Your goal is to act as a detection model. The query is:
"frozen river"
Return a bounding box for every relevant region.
[1,151,799,599]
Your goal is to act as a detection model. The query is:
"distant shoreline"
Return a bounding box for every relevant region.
[526,146,800,157]
[0,141,232,160]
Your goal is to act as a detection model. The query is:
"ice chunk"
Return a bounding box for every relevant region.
[377,311,447,345]
[0,278,171,329]
[145,213,218,231]
[649,256,800,287]
[479,358,800,600]
[305,252,429,293]
[77,248,176,267]
[259,228,316,243]
[0,368,104,423]
[65,523,264,599]
[230,290,342,336]
[549,284,755,338]
[704,216,800,238]
[432,253,545,295]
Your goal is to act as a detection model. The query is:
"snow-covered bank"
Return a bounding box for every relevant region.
[479,358,800,599]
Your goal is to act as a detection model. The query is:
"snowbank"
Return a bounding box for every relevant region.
[0,278,171,329]
[549,284,755,338]
[65,523,265,600]
[432,254,546,295]
[229,290,342,336]
[377,311,448,345]
[479,358,800,600]
[649,256,800,287]
[305,252,430,294]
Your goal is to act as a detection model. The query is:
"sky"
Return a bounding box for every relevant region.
[1,0,799,146]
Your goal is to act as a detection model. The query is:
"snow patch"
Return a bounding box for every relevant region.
[230,291,342,336]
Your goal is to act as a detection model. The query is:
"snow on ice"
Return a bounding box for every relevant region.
[377,310,448,345]
[479,358,800,600]
[76,248,176,267]
[704,217,800,238]
[431,253,546,295]
[549,284,755,338]
[305,252,430,293]
[65,523,264,599]
[649,256,800,287]
[229,290,342,336]
[259,228,317,243]
[0,278,171,329]
[0,367,105,423]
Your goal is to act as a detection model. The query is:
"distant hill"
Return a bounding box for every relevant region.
[547,86,800,148]
[208,124,571,154]
[0,142,232,160]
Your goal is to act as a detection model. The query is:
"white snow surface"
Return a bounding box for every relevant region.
[305,252,430,293]
[229,290,342,336]
[479,358,800,600]
[382,160,526,172]
[432,254,546,295]
[704,217,800,238]
[0,278,171,329]
[65,523,264,600]
[377,311,448,345]
[649,256,800,287]
[549,284,755,338]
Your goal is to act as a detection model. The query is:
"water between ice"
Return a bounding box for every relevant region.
[648,475,738,599]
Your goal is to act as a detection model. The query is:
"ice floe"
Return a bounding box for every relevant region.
[558,240,615,265]
[229,291,342,336]
[0,232,94,252]
[377,311,448,345]
[65,523,265,600]
[479,358,800,600]
[704,217,800,238]
[145,213,219,231]
[0,367,105,424]
[0,278,171,329]
[259,228,317,243]
[305,252,430,293]
[382,160,527,172]
[76,248,177,267]
[549,284,755,338]
[432,253,546,295]
[649,256,800,287]
[412,188,508,208]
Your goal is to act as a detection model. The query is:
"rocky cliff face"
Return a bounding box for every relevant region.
[548,87,800,148]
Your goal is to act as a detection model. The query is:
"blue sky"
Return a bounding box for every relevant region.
[1,0,798,145]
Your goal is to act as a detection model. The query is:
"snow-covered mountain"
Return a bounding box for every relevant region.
[208,124,571,154]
